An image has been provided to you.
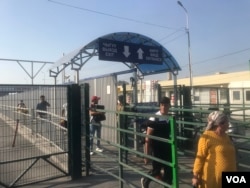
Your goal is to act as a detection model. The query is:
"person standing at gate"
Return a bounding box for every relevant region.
[89,96,105,155]
[36,95,50,118]
[60,103,68,128]
[17,99,28,124]
[17,100,28,114]
[141,96,173,188]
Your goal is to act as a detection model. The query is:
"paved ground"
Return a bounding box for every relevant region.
[2,114,249,188]
[0,114,194,188]
[22,145,195,188]
[26,132,250,188]
[24,170,193,188]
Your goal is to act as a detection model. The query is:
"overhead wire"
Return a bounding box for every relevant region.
[190,48,250,77]
[48,0,179,30]
[48,0,250,81]
[193,61,248,77]
[193,47,250,65]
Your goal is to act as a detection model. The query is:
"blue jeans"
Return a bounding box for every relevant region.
[90,122,102,151]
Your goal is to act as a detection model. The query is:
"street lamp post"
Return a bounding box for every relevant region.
[177,1,193,101]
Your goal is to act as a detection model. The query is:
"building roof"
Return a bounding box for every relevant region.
[159,71,250,87]
[117,71,250,92]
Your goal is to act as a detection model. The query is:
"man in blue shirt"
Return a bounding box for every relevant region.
[36,95,50,118]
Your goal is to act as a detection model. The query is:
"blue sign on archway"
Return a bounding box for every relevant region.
[99,38,163,65]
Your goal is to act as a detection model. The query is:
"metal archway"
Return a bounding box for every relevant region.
[49,32,181,84]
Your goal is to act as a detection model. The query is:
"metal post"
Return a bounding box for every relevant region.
[81,83,90,175]
[173,73,178,107]
[177,1,193,102]
[68,84,82,180]
[133,68,138,104]
[169,116,179,188]
[75,70,79,84]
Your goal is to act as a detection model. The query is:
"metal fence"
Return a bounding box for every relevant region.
[83,101,250,188]
[84,108,179,188]
[0,85,68,187]
[1,84,250,188]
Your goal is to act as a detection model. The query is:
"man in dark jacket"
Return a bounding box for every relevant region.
[36,95,50,118]
[141,96,173,188]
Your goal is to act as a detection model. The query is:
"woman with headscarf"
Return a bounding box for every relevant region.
[192,111,237,188]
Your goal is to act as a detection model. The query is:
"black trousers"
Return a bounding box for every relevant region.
[144,145,173,186]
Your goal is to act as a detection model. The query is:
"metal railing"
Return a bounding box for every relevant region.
[83,103,250,188]
[0,105,68,187]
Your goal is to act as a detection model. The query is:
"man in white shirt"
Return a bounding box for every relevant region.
[141,96,172,188]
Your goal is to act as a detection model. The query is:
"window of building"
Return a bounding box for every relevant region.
[194,96,200,101]
[220,89,227,101]
[233,91,240,100]
[245,90,250,101]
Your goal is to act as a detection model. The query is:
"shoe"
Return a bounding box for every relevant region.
[96,147,103,152]
[141,177,150,188]
[155,175,162,180]
[90,151,94,155]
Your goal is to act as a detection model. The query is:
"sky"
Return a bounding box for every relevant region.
[0,0,250,85]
